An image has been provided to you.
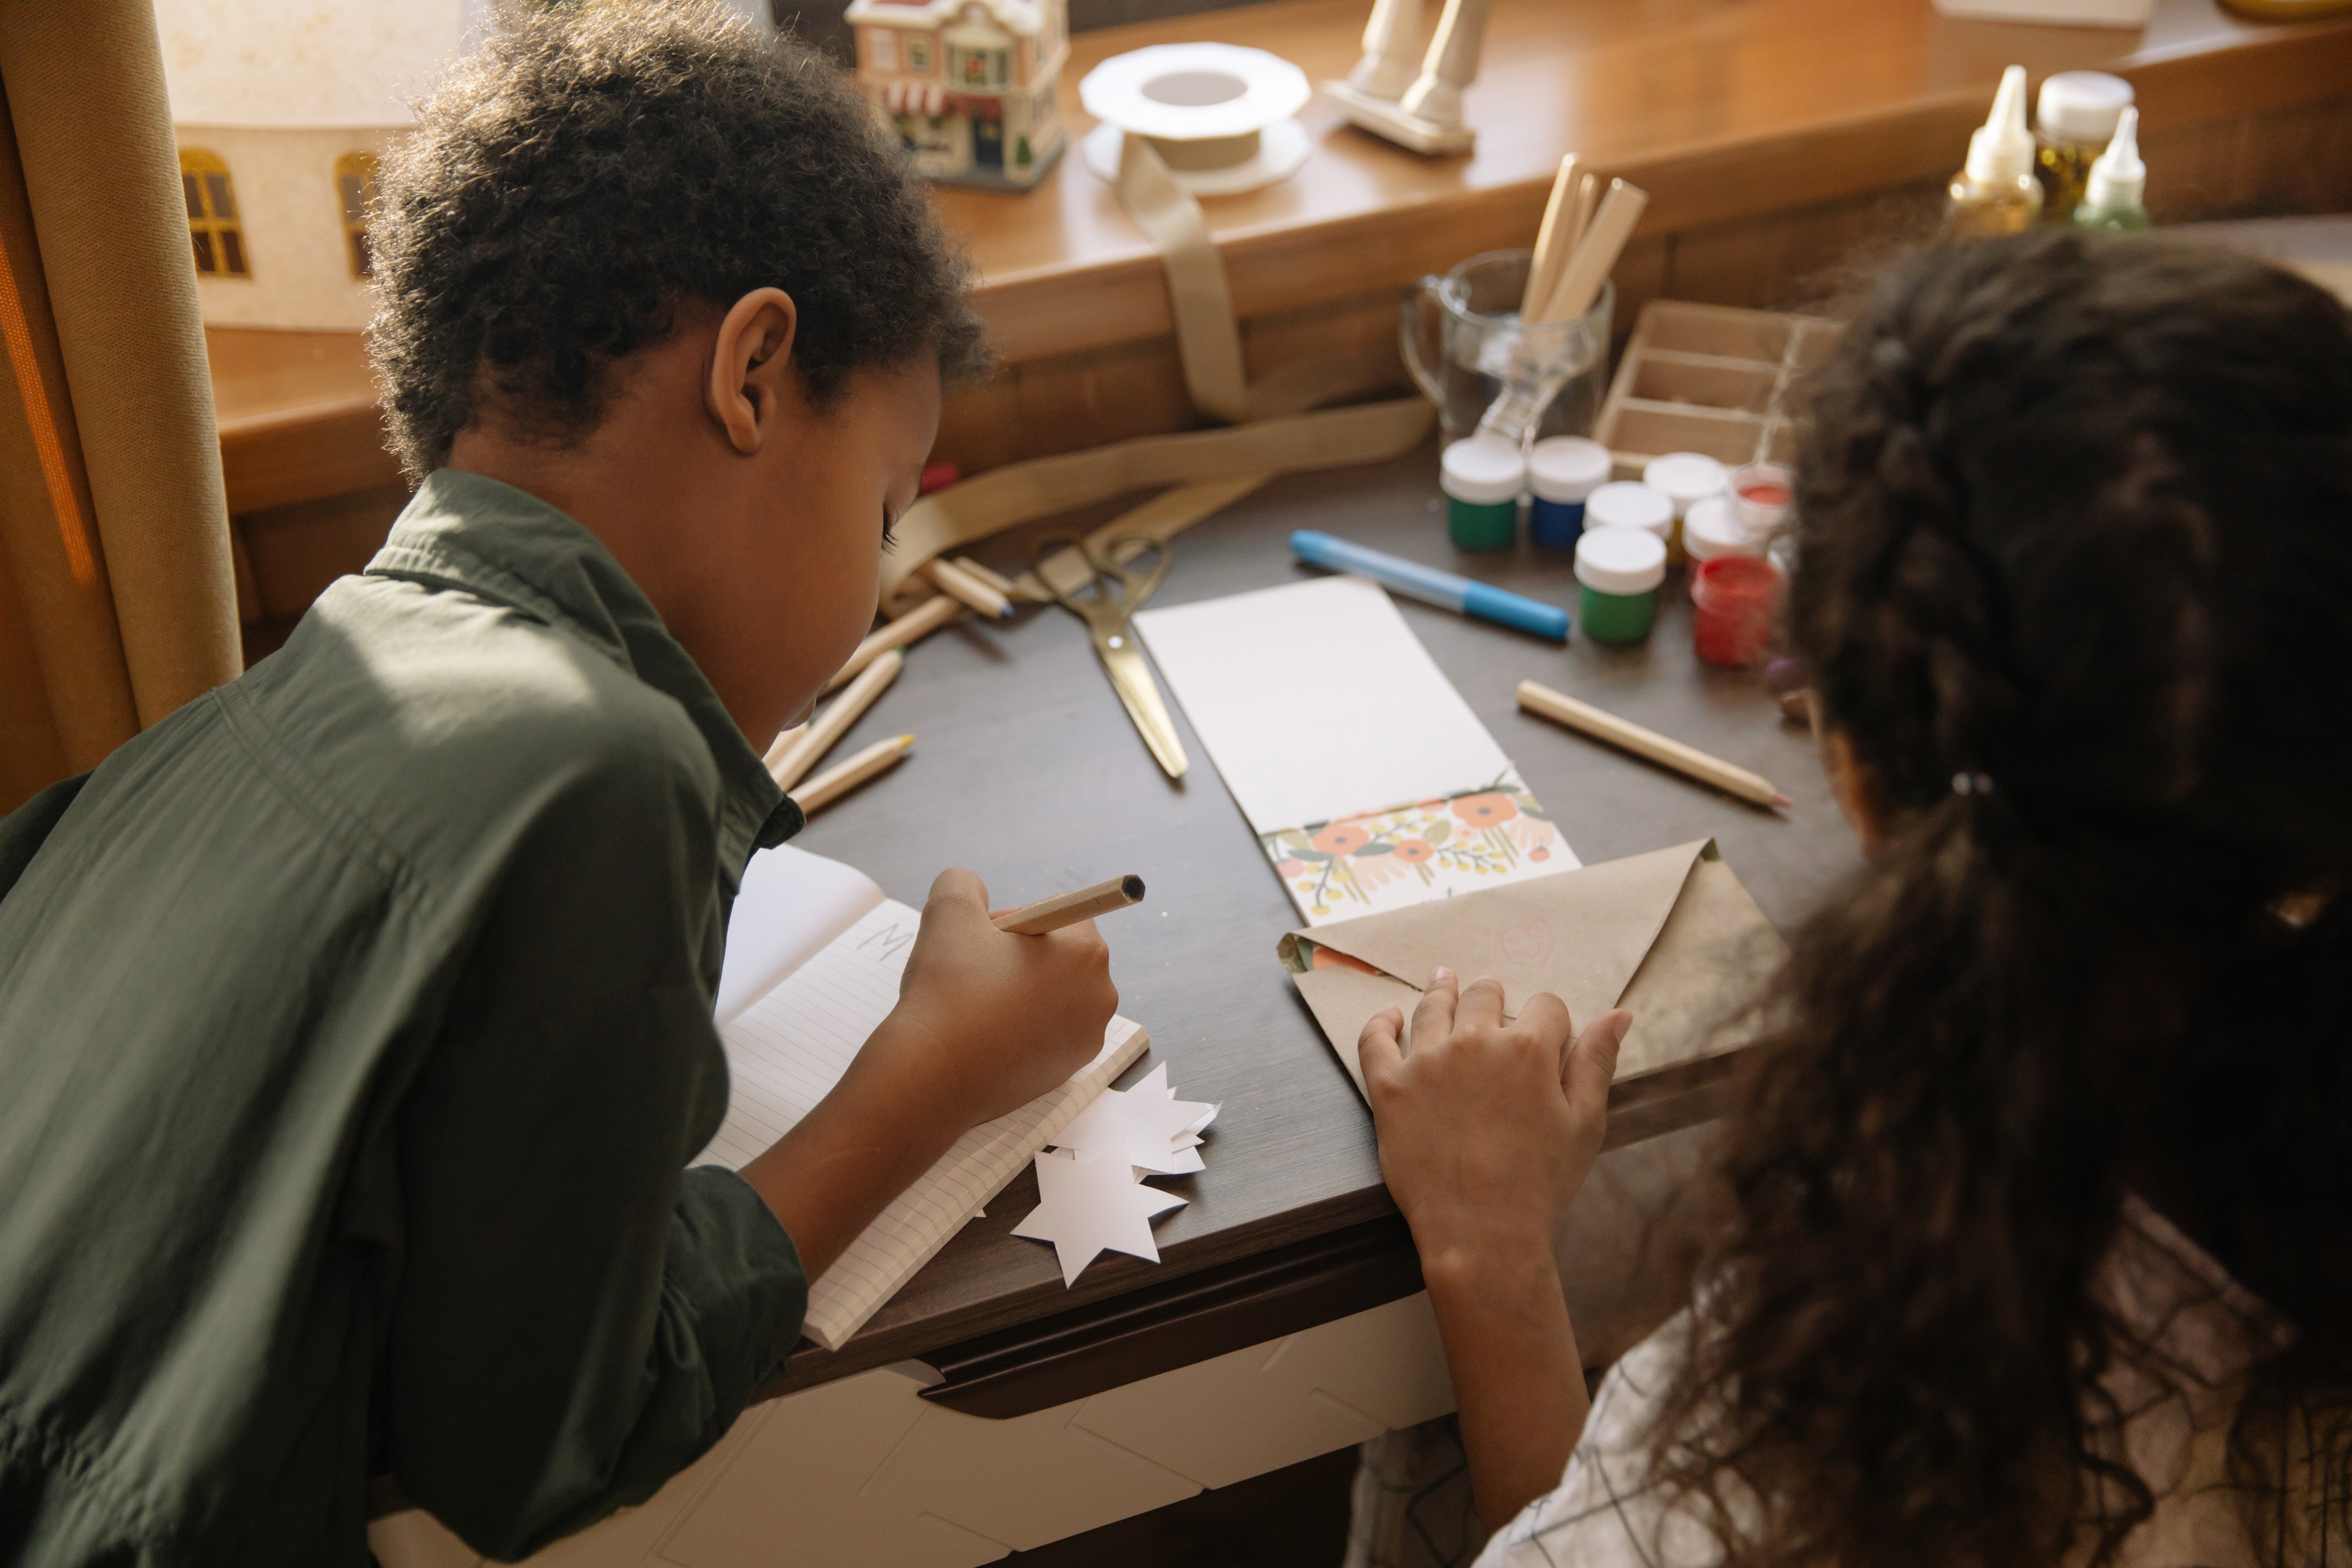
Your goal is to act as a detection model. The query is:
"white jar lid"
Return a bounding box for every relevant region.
[1441,435,1527,505]
[1575,526,1666,594]
[2036,71,2132,145]
[1584,480,1674,538]
[1526,437,1612,502]
[1682,496,1767,562]
[1642,452,1730,516]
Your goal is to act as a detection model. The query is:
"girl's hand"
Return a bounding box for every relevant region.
[1359,967,1629,1269]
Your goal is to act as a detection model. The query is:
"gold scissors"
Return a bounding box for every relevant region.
[1028,532,1189,779]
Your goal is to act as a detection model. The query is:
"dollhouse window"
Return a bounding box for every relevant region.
[334,152,379,279]
[868,27,897,72]
[952,44,1008,86]
[178,148,248,278]
[906,35,930,72]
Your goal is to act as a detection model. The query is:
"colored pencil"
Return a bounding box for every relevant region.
[794,733,913,814]
[829,594,958,691]
[1516,679,1791,808]
[770,649,901,791]
[993,874,1147,934]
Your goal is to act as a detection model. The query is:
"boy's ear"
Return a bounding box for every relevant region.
[706,287,799,455]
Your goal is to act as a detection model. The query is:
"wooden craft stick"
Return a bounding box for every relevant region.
[1568,171,1599,257]
[1516,679,1791,808]
[1539,177,1648,326]
[950,556,1023,600]
[992,874,1147,935]
[1518,154,1581,320]
[795,734,912,815]
[771,649,902,791]
[830,594,959,692]
[923,555,1014,620]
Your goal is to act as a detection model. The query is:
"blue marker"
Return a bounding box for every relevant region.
[1290,530,1572,642]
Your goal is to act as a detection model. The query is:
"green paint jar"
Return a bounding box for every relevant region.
[1441,435,1525,552]
[1575,526,1667,644]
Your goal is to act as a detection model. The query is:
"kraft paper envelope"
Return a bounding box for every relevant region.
[1277,840,1788,1099]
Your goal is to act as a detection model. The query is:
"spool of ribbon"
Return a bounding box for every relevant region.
[1078,42,1312,197]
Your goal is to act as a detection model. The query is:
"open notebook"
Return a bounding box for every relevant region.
[708,846,1148,1349]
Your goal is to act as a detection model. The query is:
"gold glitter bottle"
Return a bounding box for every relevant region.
[2034,72,2134,224]
[1944,66,2042,240]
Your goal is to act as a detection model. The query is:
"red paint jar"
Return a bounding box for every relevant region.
[1692,556,1781,666]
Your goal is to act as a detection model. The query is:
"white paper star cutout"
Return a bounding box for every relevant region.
[1012,1149,1188,1285]
[1051,1063,1218,1174]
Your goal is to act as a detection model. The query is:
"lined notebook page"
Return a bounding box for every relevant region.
[700,901,1150,1350]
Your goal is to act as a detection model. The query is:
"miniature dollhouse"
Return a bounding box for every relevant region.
[845,0,1069,190]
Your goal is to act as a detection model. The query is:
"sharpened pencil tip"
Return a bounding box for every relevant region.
[1772,792,1792,808]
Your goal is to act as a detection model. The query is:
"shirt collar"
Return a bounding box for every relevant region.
[366,469,802,875]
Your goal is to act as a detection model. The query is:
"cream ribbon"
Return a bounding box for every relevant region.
[880,136,1433,611]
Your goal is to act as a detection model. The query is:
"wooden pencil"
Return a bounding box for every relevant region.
[794,734,912,814]
[1516,679,1791,808]
[922,556,1014,620]
[770,649,902,791]
[760,721,808,773]
[993,874,1147,934]
[1518,154,1581,320]
[950,556,1024,601]
[829,594,958,691]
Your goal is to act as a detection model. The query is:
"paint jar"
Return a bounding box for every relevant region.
[1691,555,1782,666]
[1682,496,1767,571]
[1643,452,1730,564]
[1583,481,1674,552]
[1728,462,1794,534]
[1441,434,1526,552]
[1574,526,1667,644]
[1526,437,1613,549]
[2034,71,2133,224]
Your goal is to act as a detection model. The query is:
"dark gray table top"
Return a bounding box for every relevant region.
[772,438,1862,1390]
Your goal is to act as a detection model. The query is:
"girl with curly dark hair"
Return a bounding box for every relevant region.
[1363,230,2352,1568]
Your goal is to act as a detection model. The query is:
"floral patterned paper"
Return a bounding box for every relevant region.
[1262,768,1577,925]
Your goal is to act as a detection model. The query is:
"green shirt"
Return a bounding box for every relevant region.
[0,471,810,1566]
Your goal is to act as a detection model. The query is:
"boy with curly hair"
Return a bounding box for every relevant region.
[0,7,1116,1563]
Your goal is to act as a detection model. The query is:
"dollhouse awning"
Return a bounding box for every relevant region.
[882,80,949,117]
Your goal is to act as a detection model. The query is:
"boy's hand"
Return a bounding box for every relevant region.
[1358,967,1629,1269]
[848,868,1118,1136]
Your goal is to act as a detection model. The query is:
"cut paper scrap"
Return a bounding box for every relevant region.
[1277,839,1789,1113]
[1013,1149,1190,1286]
[1051,1062,1217,1175]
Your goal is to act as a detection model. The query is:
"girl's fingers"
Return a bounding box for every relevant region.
[1455,973,1508,1031]
[1411,966,1460,1046]
[1562,1009,1632,1108]
[1513,989,1574,1070]
[1359,1006,1406,1086]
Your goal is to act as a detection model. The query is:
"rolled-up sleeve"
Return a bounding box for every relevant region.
[384,744,806,1560]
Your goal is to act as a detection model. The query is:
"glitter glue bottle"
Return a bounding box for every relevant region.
[2072,108,2150,234]
[1441,435,1526,552]
[1944,66,2042,240]
[1574,527,1667,645]
[2034,71,2133,224]
[1527,437,1612,549]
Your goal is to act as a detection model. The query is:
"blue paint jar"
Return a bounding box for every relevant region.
[1526,437,1613,550]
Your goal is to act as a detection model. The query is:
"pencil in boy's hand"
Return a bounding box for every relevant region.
[992,874,1147,935]
[829,595,958,691]
[1516,679,1792,808]
[922,556,1014,620]
[771,650,901,790]
[793,734,912,815]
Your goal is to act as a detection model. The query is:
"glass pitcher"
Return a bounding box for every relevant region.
[1401,248,1613,444]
